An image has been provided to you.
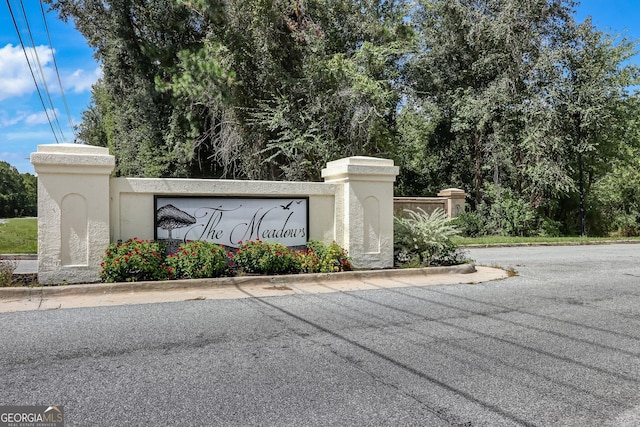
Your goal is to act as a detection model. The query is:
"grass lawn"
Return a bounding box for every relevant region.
[0,218,37,254]
[453,235,640,246]
[0,217,638,255]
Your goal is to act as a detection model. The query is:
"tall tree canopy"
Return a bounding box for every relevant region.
[0,162,37,217]
[47,0,639,235]
[49,0,412,180]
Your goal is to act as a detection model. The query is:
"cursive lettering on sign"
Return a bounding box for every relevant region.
[155,197,308,248]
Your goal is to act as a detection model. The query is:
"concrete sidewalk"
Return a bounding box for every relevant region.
[0,265,507,313]
[0,254,37,274]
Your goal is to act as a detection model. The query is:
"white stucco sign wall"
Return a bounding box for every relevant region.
[31,144,399,284]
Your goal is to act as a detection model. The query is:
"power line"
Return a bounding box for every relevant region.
[39,0,76,138]
[5,0,59,143]
[6,0,77,143]
[17,0,67,142]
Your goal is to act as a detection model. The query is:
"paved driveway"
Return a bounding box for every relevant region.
[1,244,640,426]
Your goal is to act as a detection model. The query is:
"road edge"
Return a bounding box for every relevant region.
[0,263,477,300]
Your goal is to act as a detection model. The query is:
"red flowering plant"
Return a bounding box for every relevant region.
[231,240,298,275]
[295,246,321,273]
[302,240,352,273]
[100,238,169,282]
[166,241,228,279]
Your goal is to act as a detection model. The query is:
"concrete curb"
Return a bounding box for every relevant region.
[0,264,476,300]
[460,240,640,248]
[0,254,37,260]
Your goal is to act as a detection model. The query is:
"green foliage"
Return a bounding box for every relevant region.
[452,210,487,238]
[394,208,464,266]
[456,186,564,238]
[100,239,169,283]
[48,0,640,236]
[591,154,640,236]
[49,0,412,180]
[98,238,352,282]
[480,186,537,237]
[0,162,37,218]
[166,241,228,279]
[301,240,352,273]
[230,240,299,275]
[399,0,639,236]
[226,239,353,275]
[0,260,16,287]
[20,173,37,217]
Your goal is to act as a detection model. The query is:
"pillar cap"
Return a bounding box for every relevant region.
[437,188,466,198]
[35,143,110,155]
[31,143,115,174]
[322,156,399,183]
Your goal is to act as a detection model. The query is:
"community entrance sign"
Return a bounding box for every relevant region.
[31,145,401,284]
[154,196,308,248]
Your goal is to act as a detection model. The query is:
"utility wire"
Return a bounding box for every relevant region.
[17,0,67,142]
[6,0,59,143]
[39,0,76,138]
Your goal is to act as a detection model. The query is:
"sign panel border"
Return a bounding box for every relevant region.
[153,195,309,248]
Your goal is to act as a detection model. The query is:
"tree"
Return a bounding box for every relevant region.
[49,0,412,180]
[547,19,639,235]
[48,0,208,177]
[20,173,38,217]
[401,0,577,205]
[0,162,36,217]
[159,0,413,180]
[400,0,639,236]
[49,0,640,236]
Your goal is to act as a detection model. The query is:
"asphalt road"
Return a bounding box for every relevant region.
[2,244,640,426]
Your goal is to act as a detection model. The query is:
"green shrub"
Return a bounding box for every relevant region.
[166,241,228,279]
[0,260,16,287]
[301,240,352,273]
[537,216,563,237]
[394,208,464,266]
[453,210,487,237]
[496,196,536,236]
[100,238,169,282]
[591,159,640,236]
[98,238,353,282]
[231,240,299,275]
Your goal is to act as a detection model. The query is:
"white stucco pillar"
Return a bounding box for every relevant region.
[31,144,115,284]
[322,157,399,269]
[437,188,466,218]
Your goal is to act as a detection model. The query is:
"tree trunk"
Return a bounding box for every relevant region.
[474,131,483,207]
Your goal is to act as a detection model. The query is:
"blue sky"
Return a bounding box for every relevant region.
[0,1,639,175]
[1,1,100,174]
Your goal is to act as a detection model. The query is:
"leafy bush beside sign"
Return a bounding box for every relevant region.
[99,238,352,283]
[100,239,169,283]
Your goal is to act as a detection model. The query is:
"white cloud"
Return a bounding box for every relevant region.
[0,43,100,101]
[0,110,26,127]
[0,44,55,101]
[0,108,62,128]
[65,66,102,93]
[24,109,60,126]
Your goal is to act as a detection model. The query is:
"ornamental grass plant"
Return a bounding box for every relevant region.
[394,208,466,267]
